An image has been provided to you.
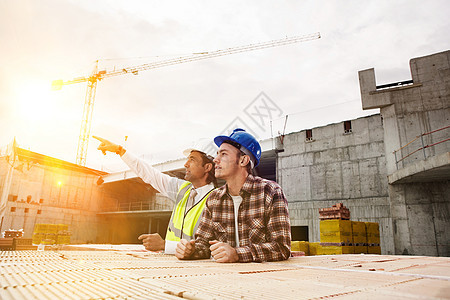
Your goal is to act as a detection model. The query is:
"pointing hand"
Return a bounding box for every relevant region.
[92,136,123,155]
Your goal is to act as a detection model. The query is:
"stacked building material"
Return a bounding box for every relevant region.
[56,224,71,245]
[45,224,58,244]
[308,242,321,255]
[13,238,35,250]
[32,224,71,245]
[0,238,14,250]
[352,221,368,254]
[32,224,46,245]
[0,250,448,299]
[291,241,310,256]
[365,222,381,254]
[289,204,382,256]
[320,245,354,255]
[318,203,350,220]
[320,219,353,246]
[3,229,24,238]
[319,219,354,255]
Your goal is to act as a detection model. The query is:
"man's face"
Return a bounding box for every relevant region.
[184,151,208,182]
[213,143,241,180]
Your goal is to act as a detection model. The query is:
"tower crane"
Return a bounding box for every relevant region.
[52,32,321,166]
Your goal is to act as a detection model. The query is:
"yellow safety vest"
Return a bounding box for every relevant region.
[165,182,214,242]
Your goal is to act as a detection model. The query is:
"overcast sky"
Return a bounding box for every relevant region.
[1,0,449,171]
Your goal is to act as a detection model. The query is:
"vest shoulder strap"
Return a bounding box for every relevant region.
[176,181,192,204]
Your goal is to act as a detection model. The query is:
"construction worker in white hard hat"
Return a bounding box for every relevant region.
[93,136,216,254]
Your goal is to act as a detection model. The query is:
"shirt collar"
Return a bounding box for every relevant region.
[192,183,215,199]
[241,174,255,195]
[218,174,255,199]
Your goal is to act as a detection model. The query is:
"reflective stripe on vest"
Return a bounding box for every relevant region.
[166,182,214,242]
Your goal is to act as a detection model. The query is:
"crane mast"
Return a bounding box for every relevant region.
[52,32,321,166]
[76,62,99,166]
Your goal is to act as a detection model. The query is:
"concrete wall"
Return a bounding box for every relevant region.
[0,152,175,245]
[389,182,450,257]
[277,114,395,254]
[359,50,450,174]
[358,50,450,256]
[0,158,105,243]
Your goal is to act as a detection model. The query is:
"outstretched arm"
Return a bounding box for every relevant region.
[92,135,183,200]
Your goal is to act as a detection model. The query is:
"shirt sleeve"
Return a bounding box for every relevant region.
[164,240,178,254]
[235,186,291,262]
[121,151,184,202]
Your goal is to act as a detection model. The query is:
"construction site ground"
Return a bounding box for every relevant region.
[1,245,449,299]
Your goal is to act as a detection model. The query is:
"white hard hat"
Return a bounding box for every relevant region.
[183,138,217,162]
[183,148,214,162]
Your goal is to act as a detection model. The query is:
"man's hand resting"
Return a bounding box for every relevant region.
[209,240,239,263]
[138,233,165,251]
[175,239,196,260]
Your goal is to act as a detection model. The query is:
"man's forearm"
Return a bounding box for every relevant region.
[121,151,180,200]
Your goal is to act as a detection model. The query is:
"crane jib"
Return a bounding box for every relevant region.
[52,32,321,166]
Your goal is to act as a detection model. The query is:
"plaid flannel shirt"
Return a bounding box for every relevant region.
[192,174,291,262]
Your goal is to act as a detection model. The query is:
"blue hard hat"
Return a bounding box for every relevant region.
[214,128,261,167]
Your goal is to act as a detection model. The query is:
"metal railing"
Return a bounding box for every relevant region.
[393,125,450,170]
[101,201,172,212]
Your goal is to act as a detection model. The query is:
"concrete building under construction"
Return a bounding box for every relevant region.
[1,50,449,257]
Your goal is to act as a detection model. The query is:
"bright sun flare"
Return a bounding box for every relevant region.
[15,81,57,121]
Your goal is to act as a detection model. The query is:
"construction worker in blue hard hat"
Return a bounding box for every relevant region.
[93,136,216,254]
[175,128,291,263]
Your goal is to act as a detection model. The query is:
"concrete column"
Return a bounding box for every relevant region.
[358,68,392,109]
[388,185,412,255]
[381,105,402,175]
